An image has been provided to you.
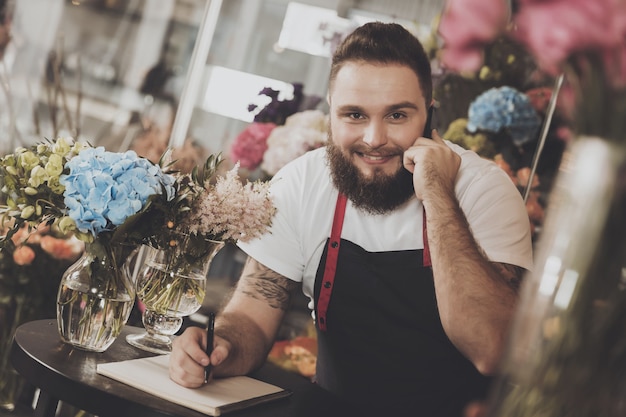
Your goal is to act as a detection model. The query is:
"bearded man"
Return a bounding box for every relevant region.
[169,22,532,417]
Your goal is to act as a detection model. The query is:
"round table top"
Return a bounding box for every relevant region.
[10,319,351,417]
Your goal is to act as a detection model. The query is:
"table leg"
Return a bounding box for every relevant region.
[33,391,58,417]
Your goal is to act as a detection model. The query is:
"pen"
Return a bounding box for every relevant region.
[204,312,215,384]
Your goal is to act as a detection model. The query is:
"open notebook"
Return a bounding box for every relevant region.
[97,354,292,416]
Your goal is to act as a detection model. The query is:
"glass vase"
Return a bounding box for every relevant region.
[56,239,136,353]
[485,136,626,417]
[126,235,225,354]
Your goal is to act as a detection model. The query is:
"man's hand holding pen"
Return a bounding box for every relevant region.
[204,311,216,384]
[169,313,227,388]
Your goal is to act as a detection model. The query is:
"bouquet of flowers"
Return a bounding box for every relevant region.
[0,137,276,351]
[1,138,167,240]
[1,137,275,258]
[0,137,176,270]
[0,137,178,350]
[129,152,276,316]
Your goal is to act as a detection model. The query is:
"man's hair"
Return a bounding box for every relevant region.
[329,22,432,106]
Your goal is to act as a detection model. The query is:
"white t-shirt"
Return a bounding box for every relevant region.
[238,143,533,310]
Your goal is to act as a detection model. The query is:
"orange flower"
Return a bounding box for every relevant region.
[13,245,36,265]
[516,167,540,189]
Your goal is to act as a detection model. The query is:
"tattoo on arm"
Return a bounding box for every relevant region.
[239,258,299,310]
[492,262,526,292]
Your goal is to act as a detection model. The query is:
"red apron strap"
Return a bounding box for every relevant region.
[317,196,430,331]
[317,193,347,332]
[422,209,431,267]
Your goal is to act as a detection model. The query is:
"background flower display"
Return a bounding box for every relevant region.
[230,83,326,177]
[434,3,570,241]
[466,86,540,146]
[442,84,558,238]
[0,222,82,410]
[129,118,209,175]
[248,83,307,125]
[260,109,328,176]
[229,122,276,171]
[438,0,625,142]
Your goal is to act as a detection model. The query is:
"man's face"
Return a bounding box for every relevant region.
[326,62,429,213]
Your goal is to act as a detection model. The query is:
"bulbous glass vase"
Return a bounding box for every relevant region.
[56,239,136,352]
[126,234,225,354]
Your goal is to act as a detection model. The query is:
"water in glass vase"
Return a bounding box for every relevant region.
[127,238,224,354]
[136,261,206,317]
[57,281,134,352]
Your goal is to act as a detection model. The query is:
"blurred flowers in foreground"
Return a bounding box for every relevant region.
[439,1,626,417]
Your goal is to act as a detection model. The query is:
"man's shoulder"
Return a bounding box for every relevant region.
[272,147,330,185]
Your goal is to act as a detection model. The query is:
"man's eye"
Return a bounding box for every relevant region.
[347,113,364,120]
[389,112,405,120]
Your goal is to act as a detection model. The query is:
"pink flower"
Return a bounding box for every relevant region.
[229,122,276,170]
[13,245,36,266]
[602,42,626,89]
[40,235,84,261]
[525,87,553,113]
[439,0,508,72]
[513,0,624,75]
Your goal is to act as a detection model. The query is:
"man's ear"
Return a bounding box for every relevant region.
[326,92,331,106]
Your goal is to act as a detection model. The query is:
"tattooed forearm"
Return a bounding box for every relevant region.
[492,262,526,292]
[239,258,299,310]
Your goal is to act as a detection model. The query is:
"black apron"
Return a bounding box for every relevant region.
[313,194,491,417]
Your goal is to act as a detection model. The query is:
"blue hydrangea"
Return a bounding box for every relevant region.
[467,86,541,146]
[60,147,175,237]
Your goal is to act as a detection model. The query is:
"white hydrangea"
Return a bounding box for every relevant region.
[261,110,328,176]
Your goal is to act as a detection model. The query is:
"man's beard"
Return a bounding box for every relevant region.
[326,141,415,215]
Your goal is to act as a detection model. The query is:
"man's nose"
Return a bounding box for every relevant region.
[362,121,387,148]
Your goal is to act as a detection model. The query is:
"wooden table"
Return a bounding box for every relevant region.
[10,320,352,417]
